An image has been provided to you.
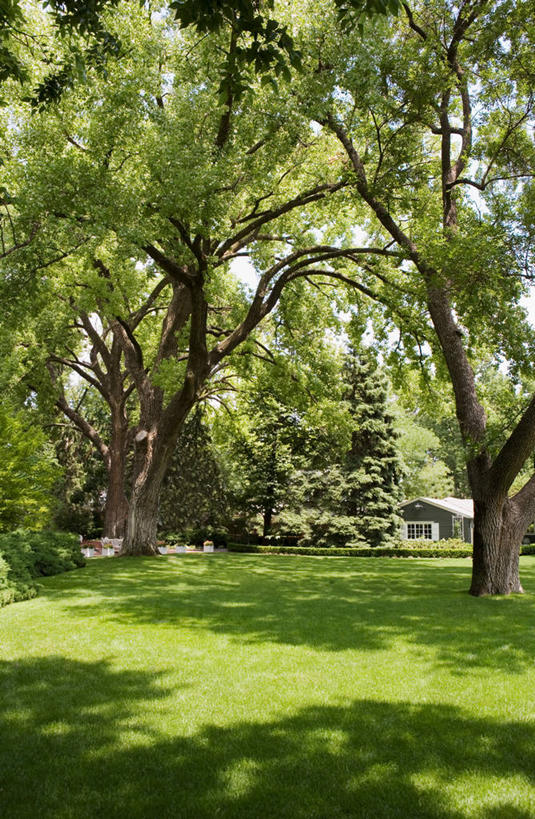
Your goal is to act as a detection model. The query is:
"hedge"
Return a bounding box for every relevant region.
[228,541,535,558]
[0,530,85,608]
[227,543,473,558]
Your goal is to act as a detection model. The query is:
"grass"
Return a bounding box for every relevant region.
[1,554,535,818]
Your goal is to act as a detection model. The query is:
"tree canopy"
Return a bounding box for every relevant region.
[2,0,535,594]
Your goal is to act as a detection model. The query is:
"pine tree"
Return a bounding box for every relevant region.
[342,353,402,547]
[280,352,402,547]
[159,411,229,540]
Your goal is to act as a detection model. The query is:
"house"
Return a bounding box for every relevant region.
[399,497,474,543]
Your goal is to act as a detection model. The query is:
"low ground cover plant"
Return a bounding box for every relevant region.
[0,530,85,607]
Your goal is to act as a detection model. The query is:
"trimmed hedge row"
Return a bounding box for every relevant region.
[228,541,535,558]
[0,530,85,608]
[227,543,473,558]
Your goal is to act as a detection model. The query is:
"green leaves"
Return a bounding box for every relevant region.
[170,0,301,102]
[0,404,60,532]
[334,0,401,33]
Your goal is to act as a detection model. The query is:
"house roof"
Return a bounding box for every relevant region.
[400,496,474,518]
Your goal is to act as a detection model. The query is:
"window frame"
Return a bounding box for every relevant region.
[405,521,434,541]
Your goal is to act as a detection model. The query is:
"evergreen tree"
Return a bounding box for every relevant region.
[230,392,298,539]
[280,352,402,547]
[159,411,229,540]
[343,354,402,546]
[52,425,108,538]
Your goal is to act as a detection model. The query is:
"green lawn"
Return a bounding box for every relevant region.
[1,555,535,818]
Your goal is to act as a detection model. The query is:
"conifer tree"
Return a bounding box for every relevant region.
[280,352,402,547]
[343,353,402,546]
[159,411,229,540]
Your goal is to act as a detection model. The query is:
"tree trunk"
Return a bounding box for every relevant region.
[121,483,160,556]
[263,506,273,539]
[120,429,179,556]
[102,413,130,539]
[102,463,129,539]
[469,497,524,596]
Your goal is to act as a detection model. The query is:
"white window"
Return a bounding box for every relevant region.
[406,522,433,540]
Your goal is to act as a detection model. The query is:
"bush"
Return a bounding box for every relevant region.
[396,538,469,551]
[227,543,473,558]
[0,530,85,608]
[228,540,535,558]
[163,527,228,548]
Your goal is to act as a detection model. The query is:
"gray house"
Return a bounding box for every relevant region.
[399,497,474,543]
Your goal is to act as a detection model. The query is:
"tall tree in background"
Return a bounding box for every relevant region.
[159,410,229,538]
[52,418,108,538]
[228,391,298,539]
[213,291,359,541]
[344,353,402,545]
[279,351,402,547]
[298,0,535,593]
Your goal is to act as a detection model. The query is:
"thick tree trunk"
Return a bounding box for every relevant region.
[120,425,182,556]
[102,413,130,539]
[469,498,524,596]
[102,463,129,538]
[121,482,161,556]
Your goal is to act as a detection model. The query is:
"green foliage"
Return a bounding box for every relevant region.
[279,352,403,547]
[227,542,473,557]
[172,527,228,548]
[0,405,60,532]
[228,536,472,556]
[170,0,303,101]
[52,420,108,538]
[0,1,122,105]
[394,405,455,499]
[0,529,85,607]
[159,411,230,536]
[213,328,353,538]
[228,540,535,557]
[0,1,28,85]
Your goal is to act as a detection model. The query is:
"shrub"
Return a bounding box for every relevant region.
[396,538,469,551]
[0,530,85,608]
[163,527,228,548]
[227,543,474,558]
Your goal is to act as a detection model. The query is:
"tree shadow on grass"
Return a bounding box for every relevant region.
[1,655,534,818]
[39,556,535,674]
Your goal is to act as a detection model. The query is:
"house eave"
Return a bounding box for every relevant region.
[400,496,474,520]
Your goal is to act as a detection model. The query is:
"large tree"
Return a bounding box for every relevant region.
[3,2,378,555]
[297,0,535,593]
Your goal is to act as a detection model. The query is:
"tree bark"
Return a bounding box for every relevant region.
[470,497,524,596]
[262,507,273,539]
[102,448,129,539]
[120,431,164,555]
[122,482,161,556]
[120,407,192,555]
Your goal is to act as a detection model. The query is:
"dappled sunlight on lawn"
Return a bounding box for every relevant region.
[36,555,535,676]
[1,654,534,818]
